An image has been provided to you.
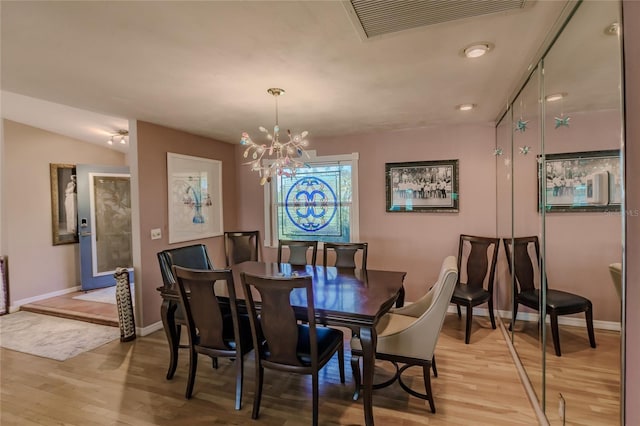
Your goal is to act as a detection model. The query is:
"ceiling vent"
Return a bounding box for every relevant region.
[344,0,529,39]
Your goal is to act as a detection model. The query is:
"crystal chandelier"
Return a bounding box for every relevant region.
[240,88,310,185]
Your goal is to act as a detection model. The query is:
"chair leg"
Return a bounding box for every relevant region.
[465,305,473,344]
[338,342,345,383]
[456,303,462,318]
[431,355,438,378]
[212,357,218,369]
[550,312,561,357]
[488,298,496,329]
[185,348,198,399]
[586,304,596,348]
[312,371,319,426]
[510,303,519,331]
[351,354,361,401]
[252,364,263,420]
[234,354,243,410]
[423,364,436,413]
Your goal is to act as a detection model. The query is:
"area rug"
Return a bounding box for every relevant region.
[0,311,120,361]
[72,284,135,306]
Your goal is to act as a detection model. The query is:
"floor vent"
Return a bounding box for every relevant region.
[345,0,529,39]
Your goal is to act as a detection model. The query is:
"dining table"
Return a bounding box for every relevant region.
[158,261,406,426]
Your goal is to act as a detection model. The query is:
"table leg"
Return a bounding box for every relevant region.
[161,299,179,380]
[359,326,377,426]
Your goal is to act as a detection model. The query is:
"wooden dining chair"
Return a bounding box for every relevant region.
[173,266,254,410]
[323,242,368,269]
[240,272,345,426]
[224,231,259,266]
[450,234,500,344]
[277,239,318,266]
[503,236,596,356]
[157,244,215,379]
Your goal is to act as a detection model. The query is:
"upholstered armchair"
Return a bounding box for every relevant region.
[609,263,622,300]
[350,255,458,413]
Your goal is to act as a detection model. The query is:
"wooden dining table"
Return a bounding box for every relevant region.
[158,261,406,426]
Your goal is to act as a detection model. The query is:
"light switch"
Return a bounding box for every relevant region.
[151,228,162,240]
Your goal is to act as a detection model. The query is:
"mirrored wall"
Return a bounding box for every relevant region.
[495,1,624,423]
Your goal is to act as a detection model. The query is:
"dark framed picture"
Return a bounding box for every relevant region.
[50,163,79,245]
[385,159,459,213]
[538,150,621,212]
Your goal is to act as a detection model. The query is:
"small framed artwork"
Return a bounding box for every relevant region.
[385,159,459,213]
[167,153,224,243]
[50,163,79,245]
[539,149,621,212]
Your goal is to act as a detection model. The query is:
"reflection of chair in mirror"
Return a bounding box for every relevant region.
[224,231,259,266]
[451,235,499,344]
[609,263,622,300]
[503,236,596,357]
[173,266,254,410]
[240,272,345,425]
[350,256,458,413]
[323,242,368,269]
[277,239,318,266]
[157,244,215,379]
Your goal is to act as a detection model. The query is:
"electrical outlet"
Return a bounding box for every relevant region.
[151,228,162,240]
[558,393,566,424]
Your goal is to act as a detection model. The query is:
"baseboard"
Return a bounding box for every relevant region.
[10,285,81,312]
[446,306,621,331]
[138,320,164,337]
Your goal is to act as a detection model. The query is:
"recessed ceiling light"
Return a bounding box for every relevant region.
[545,92,567,102]
[456,103,476,111]
[463,43,493,58]
[605,22,620,36]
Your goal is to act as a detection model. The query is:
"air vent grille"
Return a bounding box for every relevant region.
[349,0,528,38]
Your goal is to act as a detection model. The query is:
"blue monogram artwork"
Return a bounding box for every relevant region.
[285,176,338,232]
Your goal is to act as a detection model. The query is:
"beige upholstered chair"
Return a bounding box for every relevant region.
[350,255,458,413]
[609,263,622,300]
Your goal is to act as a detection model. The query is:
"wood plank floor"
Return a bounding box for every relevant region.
[507,318,621,426]
[1,314,538,426]
[19,288,120,327]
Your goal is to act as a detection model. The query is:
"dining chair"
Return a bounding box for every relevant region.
[172,266,253,409]
[350,255,458,413]
[503,236,596,356]
[609,262,622,300]
[451,234,500,344]
[157,244,215,379]
[323,242,368,269]
[240,272,345,425]
[224,231,259,266]
[277,239,318,266]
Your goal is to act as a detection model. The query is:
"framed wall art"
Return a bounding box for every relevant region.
[385,159,459,213]
[539,149,621,212]
[167,153,224,243]
[50,163,79,245]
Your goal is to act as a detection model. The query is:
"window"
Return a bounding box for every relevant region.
[264,152,359,247]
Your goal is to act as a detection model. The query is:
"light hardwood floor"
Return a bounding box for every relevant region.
[1,314,538,426]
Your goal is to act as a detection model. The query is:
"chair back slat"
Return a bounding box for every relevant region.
[277,240,318,266]
[504,236,540,294]
[225,231,259,266]
[457,235,499,290]
[323,242,368,270]
[241,273,315,367]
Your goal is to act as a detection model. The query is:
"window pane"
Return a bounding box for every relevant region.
[277,164,351,242]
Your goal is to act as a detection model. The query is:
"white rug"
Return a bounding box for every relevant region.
[0,311,120,361]
[72,284,135,306]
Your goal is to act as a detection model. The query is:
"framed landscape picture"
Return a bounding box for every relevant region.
[538,150,621,212]
[385,159,459,213]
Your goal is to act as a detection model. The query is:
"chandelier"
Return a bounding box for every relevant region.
[240,88,310,185]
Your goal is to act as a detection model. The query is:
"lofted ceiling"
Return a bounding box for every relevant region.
[1,1,571,151]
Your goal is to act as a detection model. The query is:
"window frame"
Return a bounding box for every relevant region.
[263,151,359,248]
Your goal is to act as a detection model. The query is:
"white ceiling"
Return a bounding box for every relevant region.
[1,1,571,151]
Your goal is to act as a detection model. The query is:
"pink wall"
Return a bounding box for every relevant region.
[623,1,640,424]
[236,123,497,302]
[2,120,125,303]
[136,121,238,326]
